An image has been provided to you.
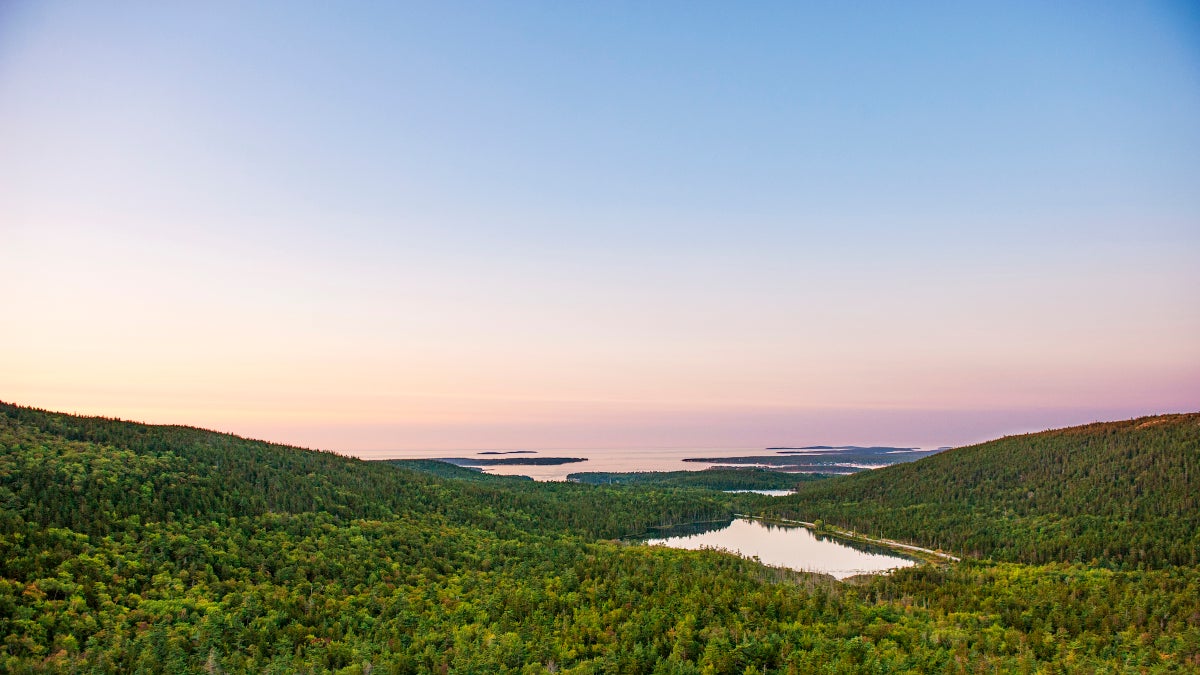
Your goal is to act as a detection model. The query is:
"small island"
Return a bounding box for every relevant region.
[568,467,828,490]
[684,447,944,473]
[440,456,587,467]
[769,445,917,453]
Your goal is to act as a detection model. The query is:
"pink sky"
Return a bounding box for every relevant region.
[2,3,1197,453]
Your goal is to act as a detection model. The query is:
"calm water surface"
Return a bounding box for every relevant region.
[724,489,795,496]
[358,447,786,480]
[643,518,916,579]
[359,447,944,481]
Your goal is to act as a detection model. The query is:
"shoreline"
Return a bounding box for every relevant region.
[736,513,961,564]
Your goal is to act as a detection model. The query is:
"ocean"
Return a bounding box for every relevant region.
[355,445,949,481]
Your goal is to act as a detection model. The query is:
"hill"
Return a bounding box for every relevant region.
[0,402,737,541]
[766,413,1200,567]
[382,458,535,482]
[3,401,1199,672]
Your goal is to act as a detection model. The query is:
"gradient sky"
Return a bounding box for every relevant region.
[2,2,1198,452]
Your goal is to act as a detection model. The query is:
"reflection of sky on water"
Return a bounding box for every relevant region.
[368,446,947,481]
[646,519,915,579]
[723,489,794,496]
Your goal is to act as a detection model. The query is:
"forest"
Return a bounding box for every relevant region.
[2,401,1199,673]
[765,414,1200,567]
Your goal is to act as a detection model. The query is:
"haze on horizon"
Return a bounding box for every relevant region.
[2,2,1198,453]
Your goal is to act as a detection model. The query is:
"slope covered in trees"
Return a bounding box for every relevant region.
[3,402,1199,672]
[0,402,739,541]
[766,414,1200,567]
[381,459,535,483]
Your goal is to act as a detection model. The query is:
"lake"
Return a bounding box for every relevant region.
[725,489,795,496]
[641,518,916,579]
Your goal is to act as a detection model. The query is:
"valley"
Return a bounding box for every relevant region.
[2,402,1198,672]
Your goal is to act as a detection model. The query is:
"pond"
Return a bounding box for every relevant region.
[723,489,794,496]
[641,518,916,579]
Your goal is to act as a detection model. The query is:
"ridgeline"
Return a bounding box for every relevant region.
[766,414,1200,567]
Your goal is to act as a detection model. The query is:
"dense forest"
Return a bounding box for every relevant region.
[3,401,1199,672]
[678,447,942,475]
[382,459,535,482]
[437,457,588,467]
[765,414,1200,567]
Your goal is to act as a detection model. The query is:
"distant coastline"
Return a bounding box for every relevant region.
[440,456,587,467]
[768,446,917,452]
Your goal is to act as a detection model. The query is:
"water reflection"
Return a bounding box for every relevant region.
[723,489,794,496]
[641,518,915,580]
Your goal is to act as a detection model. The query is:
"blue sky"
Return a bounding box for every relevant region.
[2,2,1198,450]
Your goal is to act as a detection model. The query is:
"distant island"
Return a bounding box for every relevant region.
[682,457,859,474]
[569,467,828,490]
[440,456,587,467]
[686,446,944,473]
[769,446,918,452]
[477,450,538,455]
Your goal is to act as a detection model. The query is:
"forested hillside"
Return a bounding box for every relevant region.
[766,414,1200,567]
[3,402,1199,673]
[0,403,737,541]
[382,459,535,482]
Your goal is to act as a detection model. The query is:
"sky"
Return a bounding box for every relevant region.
[2,1,1198,452]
